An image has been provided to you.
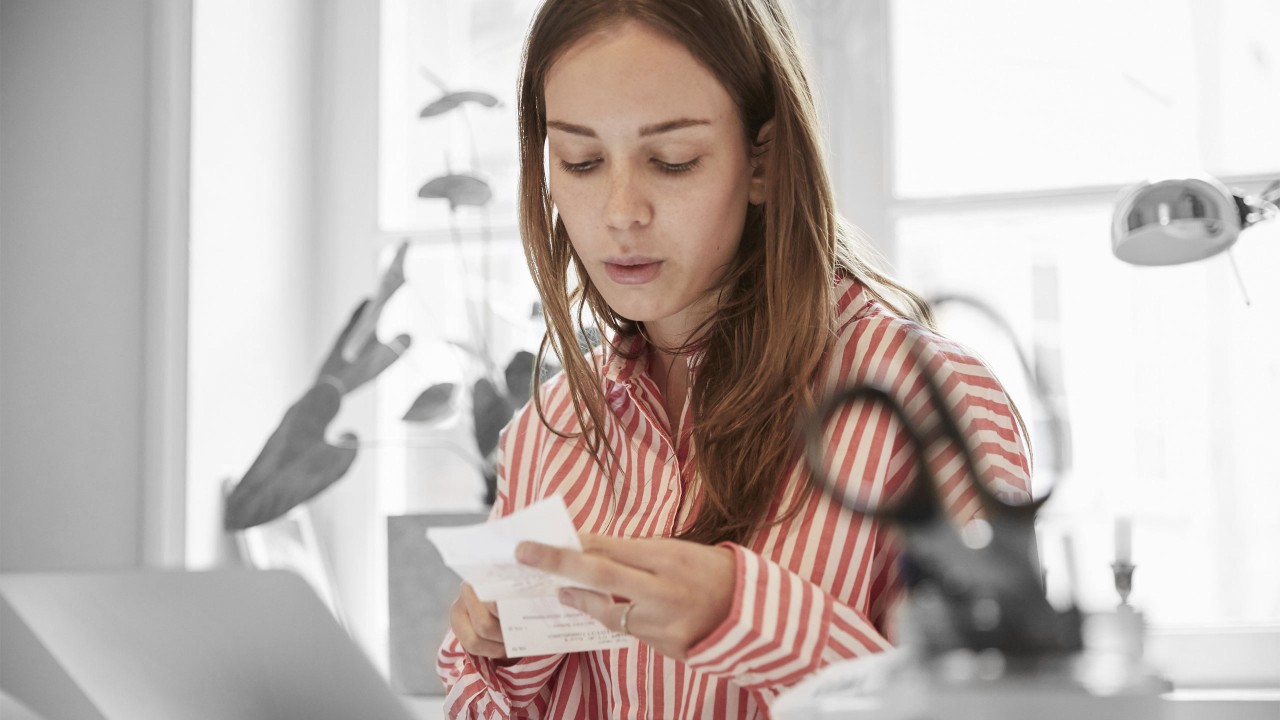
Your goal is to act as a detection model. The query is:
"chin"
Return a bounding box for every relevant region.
[596,289,668,325]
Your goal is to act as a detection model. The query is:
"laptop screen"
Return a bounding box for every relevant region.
[0,569,418,720]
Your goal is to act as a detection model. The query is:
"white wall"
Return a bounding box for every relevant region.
[186,0,388,664]
[2,0,470,672]
[0,0,153,571]
[789,0,896,261]
[307,0,388,669]
[185,0,318,569]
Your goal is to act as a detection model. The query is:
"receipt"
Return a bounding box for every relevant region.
[498,596,631,657]
[426,495,583,601]
[425,495,630,657]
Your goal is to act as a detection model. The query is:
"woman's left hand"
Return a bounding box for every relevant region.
[515,534,736,660]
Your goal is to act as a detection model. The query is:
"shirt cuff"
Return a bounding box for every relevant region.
[683,543,833,689]
[439,638,563,717]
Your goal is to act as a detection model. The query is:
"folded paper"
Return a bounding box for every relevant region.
[426,496,629,657]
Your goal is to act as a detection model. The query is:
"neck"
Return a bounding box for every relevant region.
[643,320,697,355]
[642,288,721,352]
[647,343,690,411]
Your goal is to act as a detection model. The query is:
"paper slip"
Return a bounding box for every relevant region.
[497,596,631,657]
[425,495,583,601]
[425,495,630,657]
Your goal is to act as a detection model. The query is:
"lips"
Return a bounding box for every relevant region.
[603,257,663,285]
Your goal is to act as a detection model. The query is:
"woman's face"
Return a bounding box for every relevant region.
[545,21,763,347]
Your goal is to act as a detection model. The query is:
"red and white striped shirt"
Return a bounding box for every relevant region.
[437,276,1031,718]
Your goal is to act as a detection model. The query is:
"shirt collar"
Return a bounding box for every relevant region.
[602,332,646,387]
[598,276,869,389]
[601,331,707,388]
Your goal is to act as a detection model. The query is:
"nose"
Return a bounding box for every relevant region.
[603,166,652,230]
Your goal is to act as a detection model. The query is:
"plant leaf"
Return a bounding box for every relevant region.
[224,384,357,529]
[472,377,515,458]
[417,173,492,210]
[419,90,501,118]
[402,382,457,422]
[504,350,536,409]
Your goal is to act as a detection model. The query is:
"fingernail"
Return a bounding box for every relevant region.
[558,588,576,609]
[515,542,535,564]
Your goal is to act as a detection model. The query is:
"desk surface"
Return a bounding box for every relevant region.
[404,691,1280,720]
[1164,690,1280,720]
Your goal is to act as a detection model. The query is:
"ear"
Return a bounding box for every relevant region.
[748,118,774,206]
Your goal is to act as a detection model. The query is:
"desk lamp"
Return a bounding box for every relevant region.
[1111,176,1279,266]
[1108,172,1278,636]
[1101,174,1280,689]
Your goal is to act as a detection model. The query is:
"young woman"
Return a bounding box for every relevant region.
[437,1,1031,717]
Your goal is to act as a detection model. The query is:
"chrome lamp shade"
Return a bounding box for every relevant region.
[1111,176,1279,266]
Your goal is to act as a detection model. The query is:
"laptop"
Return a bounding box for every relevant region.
[0,569,420,720]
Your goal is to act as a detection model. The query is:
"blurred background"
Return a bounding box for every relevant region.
[2,0,1277,687]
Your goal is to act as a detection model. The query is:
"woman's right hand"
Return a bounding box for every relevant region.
[449,582,507,658]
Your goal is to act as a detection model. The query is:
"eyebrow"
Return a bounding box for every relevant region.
[546,118,711,138]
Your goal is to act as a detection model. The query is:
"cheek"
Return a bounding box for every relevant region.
[549,178,594,229]
[681,176,749,253]
[548,186,597,262]
[547,175,565,215]
[548,182,579,234]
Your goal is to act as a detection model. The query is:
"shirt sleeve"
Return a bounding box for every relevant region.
[436,401,569,719]
[683,313,1031,698]
[682,542,891,691]
[435,644,564,719]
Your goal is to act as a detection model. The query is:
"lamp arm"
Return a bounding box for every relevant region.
[1261,179,1280,205]
[925,293,1072,480]
[1237,179,1280,229]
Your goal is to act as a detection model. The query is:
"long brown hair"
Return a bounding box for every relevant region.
[517,0,934,545]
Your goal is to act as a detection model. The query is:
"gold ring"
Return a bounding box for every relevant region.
[619,602,635,635]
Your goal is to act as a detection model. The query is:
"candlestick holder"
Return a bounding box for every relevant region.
[1111,560,1135,607]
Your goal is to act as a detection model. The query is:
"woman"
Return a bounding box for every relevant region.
[437,0,1031,716]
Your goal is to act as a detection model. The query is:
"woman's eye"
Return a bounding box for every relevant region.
[557,157,700,175]
[558,159,599,174]
[656,158,701,174]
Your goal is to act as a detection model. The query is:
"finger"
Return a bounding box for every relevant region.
[461,583,504,644]
[466,601,504,645]
[516,541,661,598]
[578,533,674,573]
[558,588,636,635]
[461,583,502,633]
[479,596,500,625]
[450,596,506,658]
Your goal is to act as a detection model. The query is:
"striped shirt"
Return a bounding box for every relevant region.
[437,276,1031,718]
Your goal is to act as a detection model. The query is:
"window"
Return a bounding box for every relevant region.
[376,0,544,522]
[370,3,544,681]
[379,0,537,233]
[877,0,1280,628]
